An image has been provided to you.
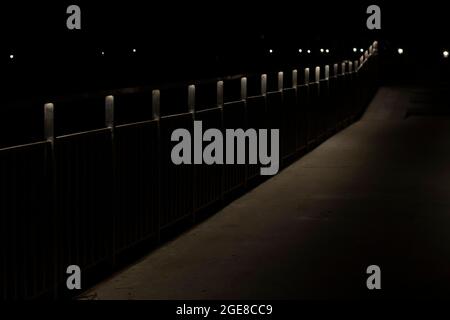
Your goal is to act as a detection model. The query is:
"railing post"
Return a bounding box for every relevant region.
[188,85,196,114]
[44,103,55,143]
[278,71,284,91]
[304,68,310,85]
[261,74,267,95]
[315,66,322,137]
[240,77,247,100]
[341,62,347,126]
[217,81,224,107]
[292,69,298,88]
[105,95,114,129]
[44,102,57,298]
[373,41,378,53]
[323,65,330,136]
[354,60,361,111]
[187,84,196,221]
[152,90,161,120]
[152,89,162,242]
[315,66,320,83]
[105,95,116,266]
[331,63,339,130]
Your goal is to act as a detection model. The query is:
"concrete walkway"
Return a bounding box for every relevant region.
[83,86,450,299]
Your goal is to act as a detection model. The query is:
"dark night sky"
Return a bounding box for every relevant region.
[1,1,448,100]
[1,2,447,43]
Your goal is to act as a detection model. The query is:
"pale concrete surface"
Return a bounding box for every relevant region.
[82,86,450,299]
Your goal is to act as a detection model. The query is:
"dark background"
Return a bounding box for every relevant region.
[1,1,449,101]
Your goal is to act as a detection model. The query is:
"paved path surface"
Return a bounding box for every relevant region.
[83,86,450,299]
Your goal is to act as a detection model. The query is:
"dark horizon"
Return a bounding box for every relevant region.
[2,2,448,102]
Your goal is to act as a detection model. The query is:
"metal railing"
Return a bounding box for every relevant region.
[0,42,379,299]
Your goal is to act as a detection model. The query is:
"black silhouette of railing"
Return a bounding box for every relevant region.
[0,42,379,299]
